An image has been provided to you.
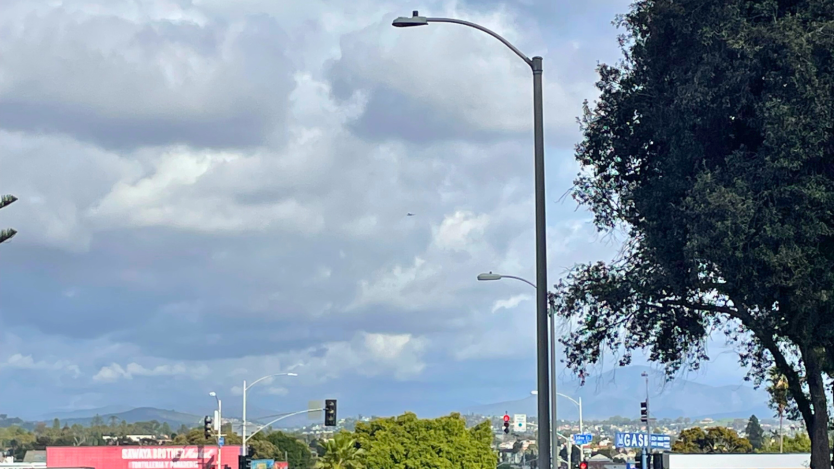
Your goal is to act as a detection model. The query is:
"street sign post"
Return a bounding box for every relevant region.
[614,432,671,450]
[572,433,593,446]
[218,436,225,447]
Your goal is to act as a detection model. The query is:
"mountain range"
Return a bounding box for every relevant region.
[465,366,773,420]
[29,366,774,427]
[39,405,316,429]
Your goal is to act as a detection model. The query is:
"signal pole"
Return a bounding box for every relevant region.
[641,372,649,469]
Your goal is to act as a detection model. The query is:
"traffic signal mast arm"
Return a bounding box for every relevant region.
[244,408,324,444]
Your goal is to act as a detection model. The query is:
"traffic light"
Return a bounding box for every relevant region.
[203,416,213,439]
[640,401,648,423]
[502,414,510,434]
[238,455,251,469]
[580,461,588,469]
[324,399,337,426]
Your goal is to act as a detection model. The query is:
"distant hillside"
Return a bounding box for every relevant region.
[44,406,133,421]
[0,415,27,428]
[61,407,203,428]
[465,366,771,420]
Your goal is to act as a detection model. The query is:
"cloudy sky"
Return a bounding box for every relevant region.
[0,0,752,421]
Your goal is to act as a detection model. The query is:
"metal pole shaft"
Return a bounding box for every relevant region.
[579,398,583,462]
[550,312,559,468]
[218,400,223,469]
[532,55,551,469]
[645,377,650,469]
[242,381,247,455]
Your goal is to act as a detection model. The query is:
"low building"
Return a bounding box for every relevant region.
[665,453,811,469]
[46,446,242,469]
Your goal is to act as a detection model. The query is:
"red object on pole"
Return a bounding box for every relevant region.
[580,461,588,469]
[503,414,510,422]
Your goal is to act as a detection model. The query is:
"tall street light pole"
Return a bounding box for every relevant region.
[209,392,222,469]
[241,372,298,455]
[479,272,556,468]
[394,12,550,469]
[533,390,583,469]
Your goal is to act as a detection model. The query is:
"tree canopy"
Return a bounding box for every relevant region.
[745,415,765,450]
[315,431,363,469]
[549,0,834,467]
[349,412,496,469]
[672,427,753,453]
[266,431,314,469]
[0,194,17,244]
[0,418,315,467]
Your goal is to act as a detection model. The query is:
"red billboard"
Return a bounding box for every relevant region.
[47,446,242,469]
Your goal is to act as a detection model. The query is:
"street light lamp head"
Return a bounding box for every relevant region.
[287,372,298,376]
[209,391,217,397]
[477,272,503,281]
[530,390,538,396]
[392,11,428,27]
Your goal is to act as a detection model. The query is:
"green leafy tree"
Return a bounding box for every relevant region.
[0,194,17,244]
[315,431,363,469]
[548,1,834,468]
[265,431,313,469]
[672,428,708,453]
[672,427,752,453]
[351,412,496,469]
[745,416,765,450]
[169,426,241,446]
[767,368,792,452]
[762,432,812,453]
[246,433,279,460]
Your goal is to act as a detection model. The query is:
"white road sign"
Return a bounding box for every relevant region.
[513,414,527,432]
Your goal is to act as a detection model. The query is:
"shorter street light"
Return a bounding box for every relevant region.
[208,392,222,469]
[479,272,556,467]
[241,373,298,454]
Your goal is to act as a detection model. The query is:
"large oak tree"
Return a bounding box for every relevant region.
[0,194,16,244]
[548,0,834,467]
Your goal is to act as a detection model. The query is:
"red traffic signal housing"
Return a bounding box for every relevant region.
[503,414,510,422]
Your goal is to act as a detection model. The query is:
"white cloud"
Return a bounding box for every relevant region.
[432,211,490,252]
[265,387,289,396]
[0,354,81,378]
[93,362,210,382]
[492,294,532,313]
[0,0,729,419]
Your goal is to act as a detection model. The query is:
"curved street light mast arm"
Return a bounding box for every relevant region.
[556,392,580,407]
[425,18,533,67]
[499,274,537,289]
[245,373,296,391]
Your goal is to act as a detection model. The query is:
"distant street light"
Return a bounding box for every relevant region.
[394,11,551,469]
[531,390,584,469]
[480,272,557,467]
[241,373,298,454]
[209,392,222,469]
